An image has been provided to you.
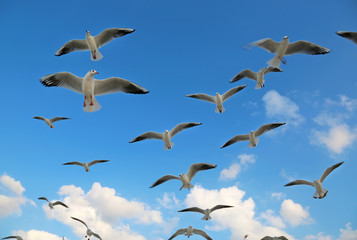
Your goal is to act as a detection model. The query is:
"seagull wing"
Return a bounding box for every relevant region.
[336,31,357,44]
[88,160,110,167]
[33,116,45,121]
[186,93,215,103]
[186,163,217,181]
[210,205,234,213]
[250,38,280,53]
[53,201,69,208]
[71,216,88,228]
[55,39,89,56]
[320,161,344,183]
[150,175,180,188]
[264,66,283,75]
[222,85,247,102]
[221,134,250,149]
[2,236,21,240]
[91,232,102,240]
[94,28,135,48]
[178,207,205,214]
[94,77,149,96]
[284,180,314,187]
[230,69,257,83]
[168,228,187,240]
[285,40,330,55]
[40,72,83,94]
[129,132,163,143]
[169,122,202,137]
[192,228,212,240]
[38,197,49,202]
[50,117,71,123]
[62,161,85,167]
[254,123,286,137]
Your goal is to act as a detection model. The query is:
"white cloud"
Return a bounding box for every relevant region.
[279,199,312,227]
[219,154,256,181]
[0,174,35,218]
[13,230,62,240]
[156,192,180,209]
[263,90,305,126]
[271,192,285,201]
[184,186,293,240]
[338,222,357,240]
[238,154,256,166]
[259,209,286,229]
[305,232,332,240]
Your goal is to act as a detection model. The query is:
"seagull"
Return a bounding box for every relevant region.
[261,236,288,240]
[284,161,344,199]
[33,116,70,128]
[230,67,282,89]
[249,36,330,67]
[2,236,23,240]
[40,70,149,112]
[150,163,216,190]
[178,205,233,220]
[71,217,102,240]
[55,28,135,61]
[62,160,110,172]
[221,123,285,149]
[336,31,357,44]
[168,226,212,240]
[38,197,68,209]
[186,85,247,113]
[129,122,202,150]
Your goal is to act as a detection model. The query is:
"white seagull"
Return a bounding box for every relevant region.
[40,70,149,112]
[284,161,344,199]
[230,67,282,89]
[336,31,357,44]
[129,122,202,150]
[249,36,330,67]
[186,85,247,113]
[38,197,68,209]
[178,205,233,220]
[62,160,110,172]
[221,123,286,149]
[2,236,23,240]
[169,226,212,240]
[71,217,102,240]
[55,28,135,61]
[150,163,216,190]
[33,116,70,128]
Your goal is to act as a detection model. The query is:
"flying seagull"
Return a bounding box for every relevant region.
[71,217,102,240]
[186,85,247,113]
[168,226,212,240]
[33,116,70,128]
[230,67,282,89]
[249,36,330,67]
[129,122,202,150]
[40,70,149,112]
[221,123,285,149]
[55,28,135,60]
[261,236,288,240]
[38,197,68,209]
[284,161,344,199]
[150,163,216,190]
[62,160,110,172]
[178,205,233,220]
[336,31,357,44]
[2,236,23,240]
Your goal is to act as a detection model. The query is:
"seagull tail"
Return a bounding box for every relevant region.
[248,138,259,148]
[215,106,225,113]
[313,189,328,199]
[255,80,264,89]
[83,98,102,112]
[267,56,281,68]
[201,216,211,220]
[164,141,174,150]
[91,50,103,61]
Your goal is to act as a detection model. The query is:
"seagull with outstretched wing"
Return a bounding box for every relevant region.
[33,116,70,128]
[71,217,102,240]
[38,197,68,209]
[62,160,110,172]
[178,204,233,220]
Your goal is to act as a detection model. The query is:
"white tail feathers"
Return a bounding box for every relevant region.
[84,97,102,112]
[313,189,328,199]
[215,106,225,113]
[164,141,174,150]
[202,216,212,220]
[248,138,259,148]
[267,55,281,68]
[255,80,264,89]
[91,50,103,61]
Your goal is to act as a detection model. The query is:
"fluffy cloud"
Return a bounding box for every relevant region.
[0,174,35,218]
[271,192,285,201]
[338,222,357,240]
[305,232,332,240]
[157,192,180,209]
[259,209,286,229]
[184,185,293,240]
[219,154,256,181]
[280,199,312,227]
[263,90,305,127]
[12,230,62,240]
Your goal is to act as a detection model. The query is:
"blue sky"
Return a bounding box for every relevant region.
[1,0,357,240]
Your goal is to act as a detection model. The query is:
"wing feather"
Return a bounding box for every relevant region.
[186,163,217,181]
[88,160,110,167]
[254,123,285,137]
[94,28,135,48]
[94,77,149,96]
[285,40,330,55]
[40,72,83,94]
[150,175,180,188]
[169,122,202,137]
[320,161,344,183]
[178,207,205,214]
[284,180,314,187]
[129,132,163,143]
[186,93,215,103]
[221,134,249,149]
[222,85,247,102]
[55,39,89,56]
[230,69,257,83]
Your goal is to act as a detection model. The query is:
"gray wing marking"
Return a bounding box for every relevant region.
[40,72,83,94]
[222,85,247,102]
[254,123,286,137]
[320,161,344,183]
[94,28,135,48]
[169,122,202,137]
[285,41,330,55]
[94,77,149,96]
[230,69,257,83]
[186,94,215,103]
[55,39,89,56]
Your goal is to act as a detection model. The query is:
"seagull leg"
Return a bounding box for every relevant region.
[90,96,94,106]
[93,50,96,60]
[84,96,87,107]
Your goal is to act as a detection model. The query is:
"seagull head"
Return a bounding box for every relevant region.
[283,36,289,39]
[216,92,219,96]
[86,30,91,35]
[164,130,169,133]
[89,69,99,75]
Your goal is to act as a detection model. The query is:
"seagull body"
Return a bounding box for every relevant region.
[71,217,102,240]
[2,236,23,240]
[150,163,217,190]
[230,67,282,89]
[169,226,212,240]
[62,160,110,172]
[284,161,344,199]
[336,31,357,44]
[129,122,202,150]
[33,116,70,128]
[55,28,135,60]
[38,197,68,209]
[40,70,149,112]
[221,123,285,149]
[178,205,233,220]
[186,85,247,113]
[250,36,330,67]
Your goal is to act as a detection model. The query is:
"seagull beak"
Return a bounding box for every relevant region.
[95,72,99,74]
